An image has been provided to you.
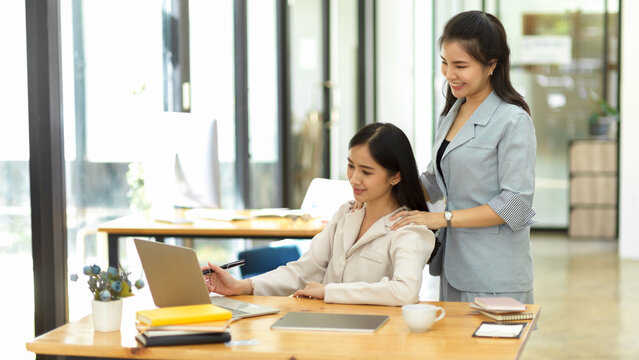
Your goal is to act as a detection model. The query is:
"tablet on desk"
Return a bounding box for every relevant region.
[271,312,389,333]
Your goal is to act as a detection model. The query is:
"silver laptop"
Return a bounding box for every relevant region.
[271,312,389,332]
[134,238,279,319]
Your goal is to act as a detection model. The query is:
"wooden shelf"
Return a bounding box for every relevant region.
[568,139,617,238]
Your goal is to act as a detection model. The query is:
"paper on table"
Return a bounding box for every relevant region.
[250,208,313,219]
[136,318,233,333]
[184,208,251,221]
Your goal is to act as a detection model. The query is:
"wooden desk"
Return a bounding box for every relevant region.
[98,212,326,268]
[27,296,541,359]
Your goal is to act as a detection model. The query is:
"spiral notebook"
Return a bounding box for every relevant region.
[477,310,534,321]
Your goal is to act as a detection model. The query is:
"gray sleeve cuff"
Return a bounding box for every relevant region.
[488,190,536,231]
[421,172,443,202]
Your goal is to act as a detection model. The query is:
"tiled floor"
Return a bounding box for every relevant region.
[521,232,639,359]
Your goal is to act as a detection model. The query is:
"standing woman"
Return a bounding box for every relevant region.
[391,11,536,304]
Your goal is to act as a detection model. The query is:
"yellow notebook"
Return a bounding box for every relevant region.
[136,304,232,327]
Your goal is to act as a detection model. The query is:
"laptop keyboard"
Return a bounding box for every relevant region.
[225,307,250,318]
[210,296,279,318]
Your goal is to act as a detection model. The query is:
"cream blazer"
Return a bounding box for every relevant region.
[251,203,436,306]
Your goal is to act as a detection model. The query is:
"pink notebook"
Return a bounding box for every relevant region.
[472,297,527,313]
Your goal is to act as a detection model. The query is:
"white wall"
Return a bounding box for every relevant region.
[619,0,639,259]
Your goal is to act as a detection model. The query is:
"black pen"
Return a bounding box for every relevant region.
[202,259,246,275]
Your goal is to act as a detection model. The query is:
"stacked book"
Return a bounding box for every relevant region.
[470,297,534,321]
[135,304,233,346]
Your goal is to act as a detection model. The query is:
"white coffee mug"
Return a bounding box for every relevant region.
[402,304,446,332]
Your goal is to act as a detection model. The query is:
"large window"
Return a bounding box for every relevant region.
[377,0,434,169]
[188,0,246,266]
[0,3,33,359]
[60,0,165,320]
[189,0,237,209]
[330,0,359,179]
[497,0,619,228]
[248,0,279,208]
[288,0,325,206]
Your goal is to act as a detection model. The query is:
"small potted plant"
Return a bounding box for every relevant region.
[70,265,145,332]
[588,91,619,138]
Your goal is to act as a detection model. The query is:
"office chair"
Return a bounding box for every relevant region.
[238,244,301,278]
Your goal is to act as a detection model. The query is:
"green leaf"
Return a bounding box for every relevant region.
[119,280,134,298]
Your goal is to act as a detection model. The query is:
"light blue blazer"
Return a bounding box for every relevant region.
[421,91,536,293]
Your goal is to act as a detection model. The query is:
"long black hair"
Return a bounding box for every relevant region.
[439,10,530,116]
[348,123,428,212]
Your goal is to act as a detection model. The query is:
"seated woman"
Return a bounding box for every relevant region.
[202,123,435,306]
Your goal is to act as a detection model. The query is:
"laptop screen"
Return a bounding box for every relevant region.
[134,239,212,307]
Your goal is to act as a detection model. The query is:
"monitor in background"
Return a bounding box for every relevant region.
[145,112,220,217]
[171,113,220,209]
[300,178,353,221]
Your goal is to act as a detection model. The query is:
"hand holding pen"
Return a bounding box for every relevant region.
[201,259,253,296]
[202,259,245,275]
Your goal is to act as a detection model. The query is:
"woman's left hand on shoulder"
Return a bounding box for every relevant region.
[350,201,364,212]
[390,210,442,231]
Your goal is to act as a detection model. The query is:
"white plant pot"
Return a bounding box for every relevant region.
[92,299,123,332]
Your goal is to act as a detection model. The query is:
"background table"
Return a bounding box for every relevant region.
[26,296,541,360]
[98,212,326,267]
